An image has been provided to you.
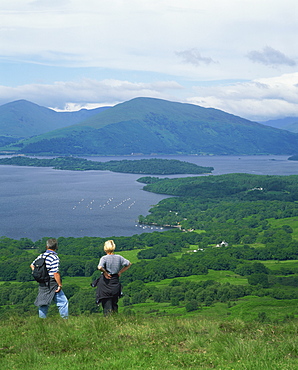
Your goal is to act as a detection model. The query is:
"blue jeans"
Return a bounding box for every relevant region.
[39,290,69,319]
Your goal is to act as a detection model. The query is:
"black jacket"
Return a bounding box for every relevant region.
[92,274,122,304]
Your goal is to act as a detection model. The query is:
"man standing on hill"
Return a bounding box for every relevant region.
[30,238,69,319]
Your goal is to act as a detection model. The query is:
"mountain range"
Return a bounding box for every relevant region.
[1,98,298,156]
[0,100,109,138]
[260,117,298,133]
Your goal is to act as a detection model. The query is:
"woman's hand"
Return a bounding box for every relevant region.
[104,272,112,279]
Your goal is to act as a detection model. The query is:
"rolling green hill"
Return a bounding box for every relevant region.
[5,97,298,155]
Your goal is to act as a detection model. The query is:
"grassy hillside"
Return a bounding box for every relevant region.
[1,314,298,369]
[7,97,298,155]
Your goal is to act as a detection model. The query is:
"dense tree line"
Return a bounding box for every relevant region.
[142,173,298,199]
[118,255,208,284]
[2,265,298,317]
[0,231,204,281]
[123,275,298,311]
[137,242,182,259]
[117,230,298,285]
[120,279,253,308]
[1,222,298,283]
[138,174,298,235]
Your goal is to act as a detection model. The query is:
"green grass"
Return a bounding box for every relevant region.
[121,300,233,320]
[1,314,298,369]
[123,294,298,323]
[268,217,298,239]
[63,276,91,288]
[248,242,266,249]
[118,249,142,264]
[60,269,248,298]
[146,270,248,288]
[260,260,298,270]
[229,296,298,322]
[1,267,248,292]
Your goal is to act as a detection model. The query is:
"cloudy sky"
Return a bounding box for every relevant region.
[0,0,297,121]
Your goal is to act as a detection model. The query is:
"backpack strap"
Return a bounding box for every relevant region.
[42,252,55,286]
[42,252,55,273]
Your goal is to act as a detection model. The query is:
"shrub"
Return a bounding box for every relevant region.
[185,299,199,312]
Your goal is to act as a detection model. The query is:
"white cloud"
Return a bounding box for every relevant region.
[1,1,298,120]
[187,73,298,121]
[0,79,183,110]
[1,0,297,79]
[1,73,297,122]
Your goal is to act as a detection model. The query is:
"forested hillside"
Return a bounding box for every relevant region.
[139,173,298,231]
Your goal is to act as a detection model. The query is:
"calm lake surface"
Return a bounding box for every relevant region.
[1,155,297,241]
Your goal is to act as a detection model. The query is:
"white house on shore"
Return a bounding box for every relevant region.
[215,241,228,248]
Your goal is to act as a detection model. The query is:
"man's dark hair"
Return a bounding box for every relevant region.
[47,238,58,250]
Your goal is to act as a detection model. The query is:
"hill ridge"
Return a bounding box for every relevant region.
[2,97,298,156]
[0,99,110,138]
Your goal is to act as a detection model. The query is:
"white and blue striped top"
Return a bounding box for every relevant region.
[32,250,60,277]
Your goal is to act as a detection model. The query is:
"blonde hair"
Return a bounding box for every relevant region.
[104,240,116,252]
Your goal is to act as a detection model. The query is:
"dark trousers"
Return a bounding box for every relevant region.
[101,296,119,316]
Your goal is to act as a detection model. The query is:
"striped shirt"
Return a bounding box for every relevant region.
[98,254,130,275]
[32,250,60,277]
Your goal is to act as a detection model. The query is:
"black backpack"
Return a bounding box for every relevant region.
[32,253,52,284]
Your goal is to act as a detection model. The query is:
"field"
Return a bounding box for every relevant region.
[118,249,140,264]
[261,260,298,271]
[268,217,298,239]
[58,268,298,323]
[1,314,298,370]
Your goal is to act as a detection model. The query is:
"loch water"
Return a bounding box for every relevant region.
[0,155,297,241]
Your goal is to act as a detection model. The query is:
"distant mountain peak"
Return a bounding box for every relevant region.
[260,116,298,133]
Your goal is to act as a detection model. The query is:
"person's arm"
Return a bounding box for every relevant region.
[98,265,112,279]
[118,263,132,277]
[54,272,63,292]
[30,264,34,271]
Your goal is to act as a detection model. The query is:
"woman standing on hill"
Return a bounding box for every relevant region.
[95,240,131,316]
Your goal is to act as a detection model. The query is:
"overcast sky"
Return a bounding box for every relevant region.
[0,0,297,121]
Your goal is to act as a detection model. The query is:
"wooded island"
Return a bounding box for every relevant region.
[0,156,213,175]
